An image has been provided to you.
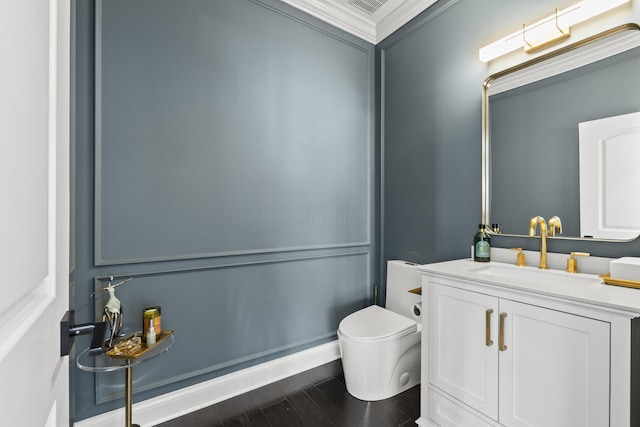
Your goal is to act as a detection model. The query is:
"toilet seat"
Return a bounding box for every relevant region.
[339,305,417,342]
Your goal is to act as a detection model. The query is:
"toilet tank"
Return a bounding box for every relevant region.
[385,260,422,321]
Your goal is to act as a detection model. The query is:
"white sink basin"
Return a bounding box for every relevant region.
[418,258,640,317]
[465,263,601,287]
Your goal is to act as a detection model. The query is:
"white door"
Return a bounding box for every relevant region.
[0,0,70,426]
[429,283,499,421]
[499,299,610,427]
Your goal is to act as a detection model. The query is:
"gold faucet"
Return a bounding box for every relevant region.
[528,216,548,269]
[548,216,563,237]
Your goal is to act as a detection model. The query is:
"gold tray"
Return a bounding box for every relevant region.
[600,273,640,290]
[105,330,174,359]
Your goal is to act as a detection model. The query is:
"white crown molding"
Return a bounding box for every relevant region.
[279,0,439,44]
[279,0,377,43]
[376,0,439,42]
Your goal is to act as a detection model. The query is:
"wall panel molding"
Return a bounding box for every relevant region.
[92,252,371,404]
[92,249,371,282]
[94,0,375,266]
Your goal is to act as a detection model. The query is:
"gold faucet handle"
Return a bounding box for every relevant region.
[510,247,526,267]
[566,252,590,273]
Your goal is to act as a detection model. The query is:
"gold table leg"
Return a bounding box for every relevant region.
[124,360,140,427]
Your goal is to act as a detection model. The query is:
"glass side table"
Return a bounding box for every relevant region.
[77,331,175,427]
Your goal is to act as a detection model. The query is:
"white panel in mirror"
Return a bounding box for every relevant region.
[579,111,640,239]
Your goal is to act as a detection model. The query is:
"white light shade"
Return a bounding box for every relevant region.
[479,0,630,62]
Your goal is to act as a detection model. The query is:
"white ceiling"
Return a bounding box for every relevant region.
[279,0,439,44]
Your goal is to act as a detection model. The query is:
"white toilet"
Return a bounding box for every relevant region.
[337,260,422,401]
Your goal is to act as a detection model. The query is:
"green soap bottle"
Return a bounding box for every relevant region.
[474,224,491,262]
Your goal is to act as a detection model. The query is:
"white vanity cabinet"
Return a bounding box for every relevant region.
[417,259,640,427]
[428,282,609,427]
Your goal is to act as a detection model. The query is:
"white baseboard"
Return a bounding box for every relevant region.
[73,340,340,427]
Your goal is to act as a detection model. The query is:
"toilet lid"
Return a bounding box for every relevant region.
[339,305,417,341]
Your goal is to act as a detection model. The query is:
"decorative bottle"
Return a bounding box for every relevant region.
[146,320,156,347]
[474,224,491,262]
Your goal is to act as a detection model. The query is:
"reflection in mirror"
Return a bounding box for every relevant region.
[579,111,640,239]
[482,24,640,241]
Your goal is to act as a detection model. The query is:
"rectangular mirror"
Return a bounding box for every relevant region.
[482,24,640,241]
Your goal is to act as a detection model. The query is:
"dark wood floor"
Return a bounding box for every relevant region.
[156,359,420,427]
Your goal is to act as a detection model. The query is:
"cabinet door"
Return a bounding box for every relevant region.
[498,299,610,427]
[429,283,499,420]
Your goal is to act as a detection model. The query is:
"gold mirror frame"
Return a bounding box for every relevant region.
[481,23,640,242]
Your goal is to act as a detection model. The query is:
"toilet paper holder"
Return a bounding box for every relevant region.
[412,302,422,318]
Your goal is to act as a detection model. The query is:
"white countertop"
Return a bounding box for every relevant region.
[417,258,640,315]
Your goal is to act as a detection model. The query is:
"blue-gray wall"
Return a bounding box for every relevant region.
[71,0,377,421]
[380,0,487,268]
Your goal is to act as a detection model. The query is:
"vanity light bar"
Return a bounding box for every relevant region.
[479,0,630,62]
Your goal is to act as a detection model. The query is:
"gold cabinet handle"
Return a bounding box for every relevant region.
[499,312,508,351]
[486,309,494,346]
